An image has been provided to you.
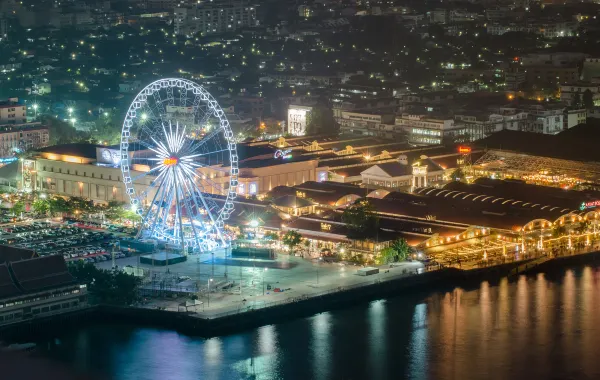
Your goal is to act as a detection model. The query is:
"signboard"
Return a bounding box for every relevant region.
[458,146,471,154]
[274,149,292,159]
[98,148,121,166]
[287,106,312,136]
[21,159,36,191]
[580,200,600,210]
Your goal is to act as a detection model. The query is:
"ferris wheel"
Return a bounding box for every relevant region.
[120,78,238,252]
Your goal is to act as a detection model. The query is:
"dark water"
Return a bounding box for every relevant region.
[32,266,600,380]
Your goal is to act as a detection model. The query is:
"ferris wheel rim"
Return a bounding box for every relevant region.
[119,78,238,249]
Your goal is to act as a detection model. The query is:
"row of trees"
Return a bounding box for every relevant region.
[25,195,140,224]
[68,261,141,305]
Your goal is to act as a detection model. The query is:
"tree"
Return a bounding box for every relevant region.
[377,247,397,265]
[103,200,127,221]
[583,89,595,109]
[306,106,338,136]
[32,199,50,216]
[68,261,141,306]
[264,232,279,241]
[12,201,25,217]
[391,238,412,261]
[282,230,302,253]
[450,168,464,182]
[341,199,379,239]
[377,238,412,264]
[48,196,71,215]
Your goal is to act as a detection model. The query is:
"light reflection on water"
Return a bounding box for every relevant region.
[35,266,600,380]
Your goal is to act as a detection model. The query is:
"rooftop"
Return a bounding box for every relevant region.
[475,124,600,163]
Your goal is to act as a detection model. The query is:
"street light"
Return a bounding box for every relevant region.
[68,107,73,115]
[32,103,38,119]
[207,278,213,307]
[262,267,268,295]
[316,256,322,285]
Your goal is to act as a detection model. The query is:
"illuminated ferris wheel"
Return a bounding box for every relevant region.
[120,78,238,252]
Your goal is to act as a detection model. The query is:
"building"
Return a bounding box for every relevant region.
[0,248,87,326]
[486,21,578,38]
[560,82,600,106]
[564,108,587,130]
[287,105,312,136]
[360,155,445,190]
[0,98,26,124]
[26,144,157,204]
[0,123,49,158]
[395,113,460,145]
[336,111,395,137]
[174,1,258,36]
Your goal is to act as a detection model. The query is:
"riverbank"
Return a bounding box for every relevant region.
[3,250,600,340]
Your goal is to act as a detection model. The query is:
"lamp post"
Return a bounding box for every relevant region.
[262,267,268,295]
[316,256,322,285]
[32,103,38,119]
[207,278,213,307]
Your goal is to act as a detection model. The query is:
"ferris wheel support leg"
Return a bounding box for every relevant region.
[173,167,187,256]
[177,171,204,252]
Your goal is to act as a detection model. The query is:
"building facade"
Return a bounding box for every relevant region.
[174,1,257,36]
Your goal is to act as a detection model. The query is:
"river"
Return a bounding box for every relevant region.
[28,265,600,380]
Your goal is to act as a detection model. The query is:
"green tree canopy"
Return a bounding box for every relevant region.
[32,199,50,216]
[282,230,302,253]
[341,199,379,239]
[12,201,25,216]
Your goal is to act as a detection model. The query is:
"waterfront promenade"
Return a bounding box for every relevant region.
[95,242,600,321]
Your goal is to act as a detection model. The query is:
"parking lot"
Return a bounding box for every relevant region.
[0,220,136,265]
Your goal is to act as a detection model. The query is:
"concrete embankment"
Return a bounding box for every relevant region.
[1,254,598,340]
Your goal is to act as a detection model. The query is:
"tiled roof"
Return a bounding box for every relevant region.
[10,255,75,293]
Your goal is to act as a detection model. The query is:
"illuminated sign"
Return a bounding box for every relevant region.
[287,106,312,136]
[580,200,600,210]
[412,166,427,176]
[458,146,471,154]
[320,223,332,231]
[274,149,292,159]
[318,171,327,182]
[0,157,17,164]
[163,157,178,166]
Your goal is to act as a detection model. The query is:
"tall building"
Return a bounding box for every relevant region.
[0,98,26,124]
[174,1,258,36]
[0,123,49,158]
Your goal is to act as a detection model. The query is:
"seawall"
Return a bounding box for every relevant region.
[1,253,598,340]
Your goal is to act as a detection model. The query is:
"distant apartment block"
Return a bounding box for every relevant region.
[174,1,258,36]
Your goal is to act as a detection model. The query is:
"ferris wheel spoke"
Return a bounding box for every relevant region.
[152,91,167,124]
[188,126,223,153]
[175,169,208,245]
[129,165,162,183]
[179,168,226,245]
[145,174,172,237]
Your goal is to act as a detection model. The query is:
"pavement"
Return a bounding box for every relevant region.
[97,252,425,318]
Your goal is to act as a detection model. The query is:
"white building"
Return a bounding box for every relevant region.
[337,111,395,136]
[174,1,258,36]
[0,98,26,124]
[28,144,157,205]
[360,155,445,190]
[287,105,312,136]
[395,113,460,145]
[559,83,600,106]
